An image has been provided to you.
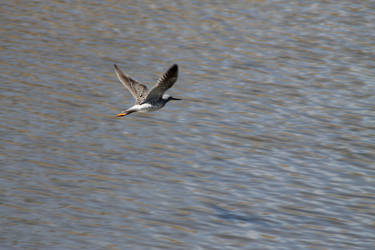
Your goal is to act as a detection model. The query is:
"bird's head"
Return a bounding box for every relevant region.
[162,94,181,103]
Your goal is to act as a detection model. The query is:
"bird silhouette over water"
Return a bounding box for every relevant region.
[114,64,181,117]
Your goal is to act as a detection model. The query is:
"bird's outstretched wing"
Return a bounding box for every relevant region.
[114,64,148,104]
[144,64,178,102]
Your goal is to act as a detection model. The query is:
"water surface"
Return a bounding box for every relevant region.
[1,0,375,249]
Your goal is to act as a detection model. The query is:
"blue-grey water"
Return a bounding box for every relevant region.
[1,0,375,249]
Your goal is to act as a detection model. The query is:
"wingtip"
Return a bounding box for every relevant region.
[114,64,118,69]
[169,64,178,74]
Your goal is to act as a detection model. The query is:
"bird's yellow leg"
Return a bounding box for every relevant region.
[116,112,127,117]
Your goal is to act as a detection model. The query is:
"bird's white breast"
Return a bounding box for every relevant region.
[131,103,162,112]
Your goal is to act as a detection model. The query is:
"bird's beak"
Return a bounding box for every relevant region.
[171,97,182,101]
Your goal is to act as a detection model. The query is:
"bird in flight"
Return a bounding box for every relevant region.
[114,64,181,117]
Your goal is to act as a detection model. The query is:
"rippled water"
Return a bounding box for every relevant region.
[1,0,375,249]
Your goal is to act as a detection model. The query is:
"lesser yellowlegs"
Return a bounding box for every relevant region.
[114,64,181,117]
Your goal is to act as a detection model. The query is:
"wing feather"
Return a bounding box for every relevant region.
[114,64,148,104]
[145,64,178,102]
